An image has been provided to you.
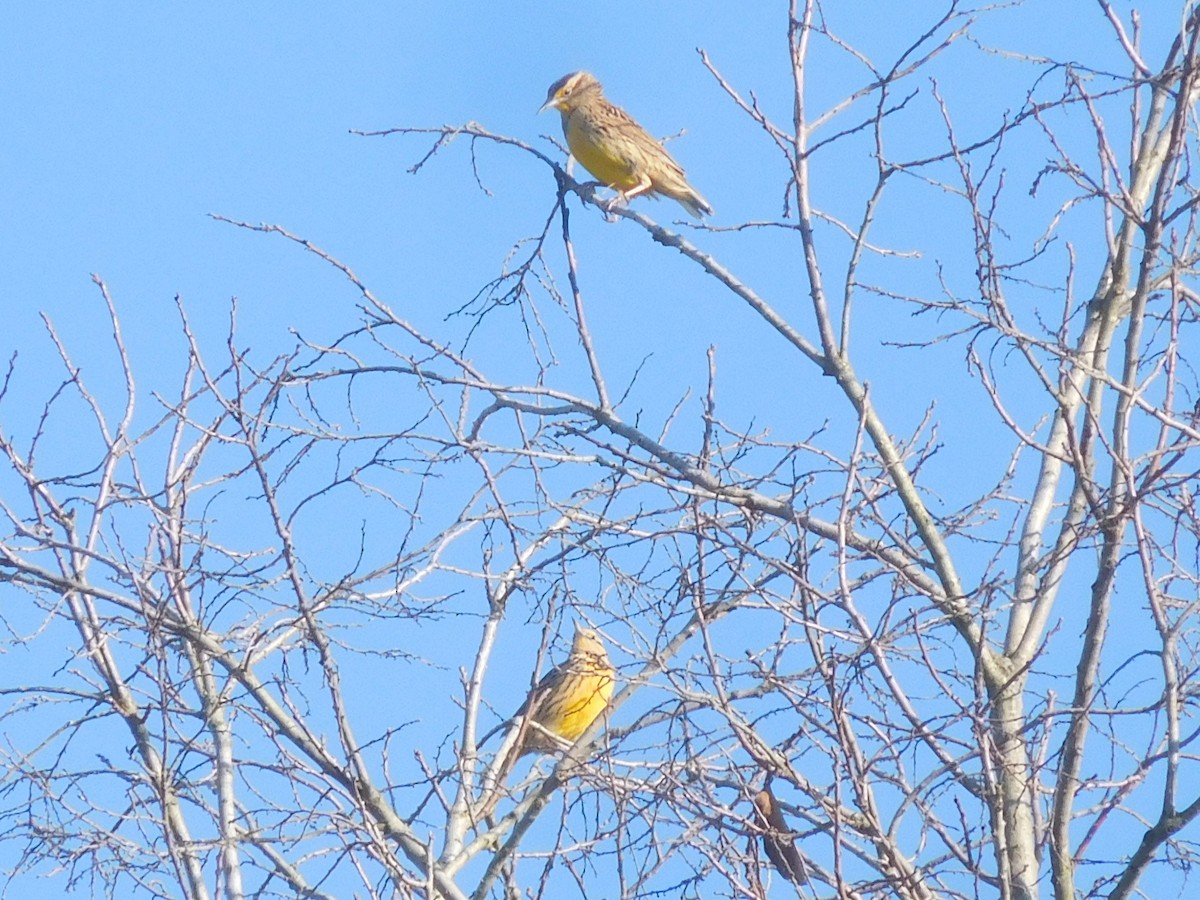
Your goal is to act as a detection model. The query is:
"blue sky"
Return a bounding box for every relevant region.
[1,1,1117,373]
[0,1,1135,392]
[2,1,1148,459]
[1,3,1191,897]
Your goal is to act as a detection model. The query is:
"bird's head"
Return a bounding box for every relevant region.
[571,623,606,657]
[538,71,603,114]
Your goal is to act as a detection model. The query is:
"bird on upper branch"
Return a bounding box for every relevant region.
[539,71,713,219]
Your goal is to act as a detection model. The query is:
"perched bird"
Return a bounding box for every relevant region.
[509,624,616,757]
[752,784,807,886]
[539,71,713,219]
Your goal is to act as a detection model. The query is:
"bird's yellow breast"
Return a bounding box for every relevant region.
[542,668,614,742]
[563,113,640,191]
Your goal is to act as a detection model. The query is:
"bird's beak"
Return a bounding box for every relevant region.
[537,97,558,115]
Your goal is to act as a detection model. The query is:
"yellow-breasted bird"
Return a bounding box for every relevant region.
[539,71,713,220]
[476,625,615,820]
[509,624,615,758]
[752,784,807,887]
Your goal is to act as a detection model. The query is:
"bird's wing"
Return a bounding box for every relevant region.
[600,102,688,178]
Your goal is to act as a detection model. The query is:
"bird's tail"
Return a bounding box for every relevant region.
[664,183,713,220]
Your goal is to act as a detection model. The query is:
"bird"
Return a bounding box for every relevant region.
[538,71,713,220]
[509,624,616,758]
[752,784,807,886]
[475,625,615,821]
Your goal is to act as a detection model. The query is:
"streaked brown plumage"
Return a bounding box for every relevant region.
[538,71,713,219]
[510,624,615,757]
[752,785,807,886]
